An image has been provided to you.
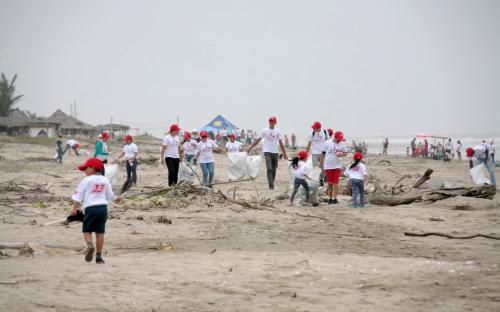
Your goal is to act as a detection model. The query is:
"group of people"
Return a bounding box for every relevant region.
[66,116,375,264]
[406,138,464,161]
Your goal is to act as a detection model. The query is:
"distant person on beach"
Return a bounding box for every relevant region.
[424,140,429,158]
[284,135,289,148]
[344,152,367,208]
[192,129,201,143]
[456,140,462,161]
[160,124,183,186]
[55,134,65,164]
[291,133,297,149]
[289,150,313,207]
[382,138,388,156]
[196,130,222,188]
[327,128,334,139]
[116,134,138,192]
[466,147,474,169]
[247,116,288,190]
[474,141,496,185]
[320,131,348,204]
[182,132,198,166]
[215,131,222,145]
[306,121,328,187]
[65,139,81,156]
[221,128,228,143]
[94,131,110,164]
[406,146,410,157]
[410,138,416,157]
[225,134,242,153]
[444,138,454,159]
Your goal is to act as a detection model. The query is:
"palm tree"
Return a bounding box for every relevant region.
[0,73,23,116]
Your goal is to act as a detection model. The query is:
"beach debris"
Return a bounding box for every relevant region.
[404,232,500,240]
[411,169,434,189]
[210,249,217,254]
[428,217,445,222]
[156,215,172,224]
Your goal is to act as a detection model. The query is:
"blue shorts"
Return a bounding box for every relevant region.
[82,205,108,233]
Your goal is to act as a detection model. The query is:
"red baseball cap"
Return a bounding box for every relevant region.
[334,131,344,141]
[183,132,191,140]
[101,131,109,139]
[124,134,133,141]
[327,128,334,136]
[297,150,308,160]
[170,124,181,132]
[268,116,277,123]
[311,121,321,129]
[229,133,236,139]
[353,151,363,160]
[78,157,104,171]
[200,130,208,138]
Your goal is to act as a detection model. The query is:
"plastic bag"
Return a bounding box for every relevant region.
[469,163,491,185]
[288,159,320,205]
[228,152,248,180]
[178,162,196,182]
[246,155,262,179]
[104,164,119,185]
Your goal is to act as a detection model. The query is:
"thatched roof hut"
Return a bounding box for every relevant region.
[48,109,96,138]
[0,109,59,137]
[95,123,130,138]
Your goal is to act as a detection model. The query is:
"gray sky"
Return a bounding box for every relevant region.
[1,0,499,138]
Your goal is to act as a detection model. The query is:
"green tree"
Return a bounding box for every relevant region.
[0,73,23,116]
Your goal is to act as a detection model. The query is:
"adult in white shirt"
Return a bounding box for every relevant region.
[160,124,183,186]
[196,130,222,188]
[319,131,348,204]
[456,140,462,161]
[116,134,139,192]
[489,140,495,162]
[306,121,328,186]
[475,141,496,185]
[225,134,243,153]
[247,116,289,190]
[221,128,228,143]
[444,138,454,158]
[182,132,198,166]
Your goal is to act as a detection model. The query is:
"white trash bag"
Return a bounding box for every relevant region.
[246,155,262,179]
[104,164,119,185]
[469,163,491,185]
[178,162,196,182]
[228,152,248,180]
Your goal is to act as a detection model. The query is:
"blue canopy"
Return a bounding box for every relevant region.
[201,115,238,132]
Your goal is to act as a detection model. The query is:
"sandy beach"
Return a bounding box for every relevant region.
[0,135,499,312]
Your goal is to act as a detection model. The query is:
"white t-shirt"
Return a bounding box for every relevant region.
[236,129,242,137]
[292,160,307,179]
[444,141,453,150]
[221,129,228,137]
[162,134,181,158]
[123,143,138,160]
[344,162,367,180]
[456,143,462,152]
[226,141,242,153]
[308,130,327,155]
[488,143,495,154]
[322,139,348,169]
[197,139,218,163]
[473,144,486,158]
[66,139,78,147]
[260,127,281,154]
[183,140,198,155]
[72,175,115,213]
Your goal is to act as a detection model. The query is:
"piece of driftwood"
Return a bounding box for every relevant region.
[387,168,402,176]
[404,232,500,240]
[212,178,253,186]
[411,169,433,189]
[370,185,496,206]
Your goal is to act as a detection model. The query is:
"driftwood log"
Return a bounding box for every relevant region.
[370,185,496,206]
[411,168,433,189]
[404,232,500,240]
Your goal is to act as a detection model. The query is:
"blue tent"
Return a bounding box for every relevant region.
[201,115,238,132]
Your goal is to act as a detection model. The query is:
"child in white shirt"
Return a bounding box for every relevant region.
[344,152,367,208]
[116,134,138,193]
[289,150,313,206]
[71,157,119,264]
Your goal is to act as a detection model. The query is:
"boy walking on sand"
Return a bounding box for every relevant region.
[71,157,118,264]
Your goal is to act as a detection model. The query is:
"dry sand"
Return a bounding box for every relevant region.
[0,136,499,312]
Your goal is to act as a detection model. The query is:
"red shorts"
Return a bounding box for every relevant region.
[325,168,342,184]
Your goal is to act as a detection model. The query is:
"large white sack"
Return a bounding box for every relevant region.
[178,162,196,182]
[228,152,248,180]
[104,164,119,185]
[246,155,262,179]
[469,163,491,185]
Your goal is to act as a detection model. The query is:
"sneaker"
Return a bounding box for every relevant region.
[332,198,338,204]
[84,244,95,262]
[328,199,334,205]
[360,204,365,208]
[269,186,275,190]
[96,256,105,264]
